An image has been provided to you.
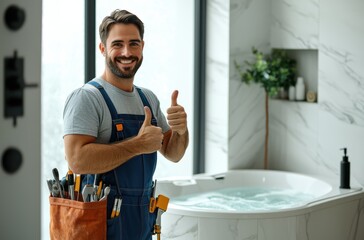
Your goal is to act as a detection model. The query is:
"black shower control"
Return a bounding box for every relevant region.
[4,50,38,126]
[2,148,22,174]
[4,5,26,31]
[4,51,24,126]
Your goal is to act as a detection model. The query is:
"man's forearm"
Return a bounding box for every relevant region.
[162,129,189,162]
[65,136,144,174]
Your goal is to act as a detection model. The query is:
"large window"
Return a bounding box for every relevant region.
[41,1,194,239]
[41,0,85,238]
[95,0,195,179]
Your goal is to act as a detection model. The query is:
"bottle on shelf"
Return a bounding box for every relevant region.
[295,77,305,101]
[288,86,295,101]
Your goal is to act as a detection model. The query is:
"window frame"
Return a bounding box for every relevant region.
[84,0,206,174]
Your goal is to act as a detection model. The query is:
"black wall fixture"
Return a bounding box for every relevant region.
[4,5,26,31]
[4,51,38,126]
[2,147,22,174]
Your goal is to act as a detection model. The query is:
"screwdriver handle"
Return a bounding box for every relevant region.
[68,170,74,185]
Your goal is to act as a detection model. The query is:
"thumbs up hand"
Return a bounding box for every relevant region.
[137,106,163,153]
[167,90,187,135]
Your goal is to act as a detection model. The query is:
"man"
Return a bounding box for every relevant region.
[63,9,188,239]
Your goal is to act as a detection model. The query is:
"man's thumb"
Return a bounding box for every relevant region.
[143,106,152,126]
[171,90,179,106]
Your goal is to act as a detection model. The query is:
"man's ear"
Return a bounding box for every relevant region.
[99,42,106,56]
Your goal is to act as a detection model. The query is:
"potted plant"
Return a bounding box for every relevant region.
[234,47,296,169]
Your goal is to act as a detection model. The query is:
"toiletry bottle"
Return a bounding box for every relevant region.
[340,148,350,189]
[295,77,305,101]
[288,85,295,101]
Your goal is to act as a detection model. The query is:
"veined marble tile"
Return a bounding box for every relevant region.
[296,214,310,240]
[228,82,265,169]
[271,0,319,49]
[354,198,364,240]
[162,213,198,240]
[269,100,320,174]
[307,199,360,240]
[319,0,364,127]
[199,218,258,240]
[229,0,271,169]
[317,110,364,184]
[205,0,230,173]
[257,217,297,240]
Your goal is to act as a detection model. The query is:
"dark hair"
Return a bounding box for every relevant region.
[99,9,144,45]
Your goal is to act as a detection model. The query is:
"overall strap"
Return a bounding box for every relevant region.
[135,87,156,119]
[88,81,119,120]
[88,81,156,121]
[87,81,121,195]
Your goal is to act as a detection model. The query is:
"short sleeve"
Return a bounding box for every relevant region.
[63,87,104,138]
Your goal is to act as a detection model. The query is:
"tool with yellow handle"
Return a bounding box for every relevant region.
[154,194,169,240]
[149,180,157,213]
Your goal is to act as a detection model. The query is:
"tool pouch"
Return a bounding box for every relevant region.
[49,196,107,240]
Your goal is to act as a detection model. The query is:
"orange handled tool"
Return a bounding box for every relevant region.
[154,194,170,240]
[156,194,169,212]
[149,180,157,213]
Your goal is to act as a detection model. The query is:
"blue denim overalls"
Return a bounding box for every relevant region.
[88,81,157,239]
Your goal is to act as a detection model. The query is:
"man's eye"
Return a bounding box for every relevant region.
[130,42,140,47]
[113,43,122,47]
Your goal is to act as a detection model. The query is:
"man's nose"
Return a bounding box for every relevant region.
[121,45,132,57]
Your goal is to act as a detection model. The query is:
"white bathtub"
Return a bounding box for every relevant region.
[156,170,364,240]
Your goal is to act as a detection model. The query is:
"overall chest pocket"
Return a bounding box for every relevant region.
[113,118,157,142]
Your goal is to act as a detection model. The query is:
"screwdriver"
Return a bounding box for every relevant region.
[68,170,75,200]
[94,174,103,201]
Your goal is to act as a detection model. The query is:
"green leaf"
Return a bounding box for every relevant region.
[234,47,297,92]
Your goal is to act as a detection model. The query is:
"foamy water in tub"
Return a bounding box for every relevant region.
[161,170,335,213]
[157,170,364,240]
[171,186,316,211]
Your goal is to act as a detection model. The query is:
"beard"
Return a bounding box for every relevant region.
[106,54,143,79]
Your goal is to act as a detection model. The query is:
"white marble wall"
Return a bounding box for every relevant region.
[316,0,364,185]
[182,2,364,238]
[228,0,272,170]
[267,0,364,186]
[270,0,319,49]
[205,0,364,186]
[205,0,230,173]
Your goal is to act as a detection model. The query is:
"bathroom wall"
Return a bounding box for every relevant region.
[0,0,42,238]
[206,0,364,187]
[206,0,272,174]
[205,0,230,173]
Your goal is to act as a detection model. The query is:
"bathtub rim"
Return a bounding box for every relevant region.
[157,169,364,219]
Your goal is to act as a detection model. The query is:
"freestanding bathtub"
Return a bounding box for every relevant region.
[155,170,364,240]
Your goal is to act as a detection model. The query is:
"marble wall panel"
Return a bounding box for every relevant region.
[199,218,258,240]
[316,0,364,184]
[162,213,199,240]
[228,0,272,170]
[257,217,297,240]
[270,0,319,49]
[269,101,321,175]
[205,0,230,173]
[205,0,364,186]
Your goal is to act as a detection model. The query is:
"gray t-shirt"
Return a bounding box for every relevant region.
[63,77,170,143]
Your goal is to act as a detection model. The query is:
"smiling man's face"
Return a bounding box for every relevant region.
[102,23,144,79]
